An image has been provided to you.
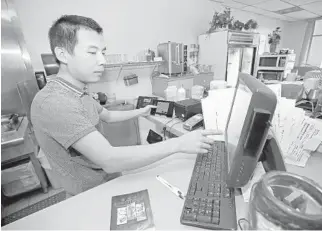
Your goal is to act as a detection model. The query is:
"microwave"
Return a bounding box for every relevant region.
[258,54,296,68]
[257,70,284,81]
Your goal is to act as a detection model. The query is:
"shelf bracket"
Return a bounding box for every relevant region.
[116,65,124,83]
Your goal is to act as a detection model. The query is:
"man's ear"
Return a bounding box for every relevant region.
[54,47,68,64]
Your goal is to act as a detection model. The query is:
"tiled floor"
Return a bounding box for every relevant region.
[2,187,67,219]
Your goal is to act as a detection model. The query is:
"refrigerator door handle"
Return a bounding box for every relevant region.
[176,45,180,65]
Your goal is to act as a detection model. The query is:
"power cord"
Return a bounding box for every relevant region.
[163,117,179,140]
[238,218,250,230]
[168,121,181,137]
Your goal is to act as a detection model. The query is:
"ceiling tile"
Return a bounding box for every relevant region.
[269,13,299,21]
[285,10,319,19]
[242,6,297,21]
[281,0,321,6]
[263,11,298,20]
[254,0,294,11]
[300,1,322,11]
[242,5,272,14]
[221,0,248,9]
[233,0,270,5]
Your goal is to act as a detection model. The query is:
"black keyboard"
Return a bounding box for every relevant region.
[180,141,237,230]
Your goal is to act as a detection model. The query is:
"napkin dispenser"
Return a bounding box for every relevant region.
[123,74,138,86]
[295,78,322,113]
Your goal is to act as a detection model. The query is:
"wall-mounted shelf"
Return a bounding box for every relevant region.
[104,61,164,83]
[104,61,163,69]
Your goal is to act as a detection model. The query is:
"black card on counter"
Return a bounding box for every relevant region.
[110,189,155,230]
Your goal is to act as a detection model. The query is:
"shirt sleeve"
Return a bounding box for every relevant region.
[36,96,97,149]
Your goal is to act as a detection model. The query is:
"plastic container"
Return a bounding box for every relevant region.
[164,86,177,101]
[191,85,204,99]
[247,171,322,230]
[177,85,186,101]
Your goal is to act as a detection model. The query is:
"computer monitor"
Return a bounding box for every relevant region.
[225,73,277,188]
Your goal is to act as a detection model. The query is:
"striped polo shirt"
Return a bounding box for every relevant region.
[31,76,120,196]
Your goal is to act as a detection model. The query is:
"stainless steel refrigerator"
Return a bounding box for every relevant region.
[198,30,260,87]
[1,0,39,115]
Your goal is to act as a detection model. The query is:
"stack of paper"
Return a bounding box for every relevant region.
[268,85,322,167]
[201,88,235,135]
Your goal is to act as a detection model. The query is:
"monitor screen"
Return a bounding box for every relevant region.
[156,101,169,114]
[226,79,252,172]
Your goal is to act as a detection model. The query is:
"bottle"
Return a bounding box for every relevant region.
[177,85,186,101]
[164,86,177,101]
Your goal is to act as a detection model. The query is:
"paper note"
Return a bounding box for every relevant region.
[202,88,235,133]
[304,137,322,152]
[270,95,322,168]
[241,162,266,203]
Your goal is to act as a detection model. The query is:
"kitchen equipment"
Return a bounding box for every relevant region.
[136,96,158,115]
[174,99,202,121]
[198,30,259,87]
[153,100,175,118]
[157,41,187,76]
[257,70,284,82]
[257,54,296,81]
[1,0,39,115]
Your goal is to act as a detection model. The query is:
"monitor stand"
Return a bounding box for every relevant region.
[258,134,286,172]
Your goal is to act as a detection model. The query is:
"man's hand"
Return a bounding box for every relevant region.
[176,129,223,154]
[140,105,157,117]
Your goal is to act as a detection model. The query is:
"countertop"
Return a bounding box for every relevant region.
[1,116,33,164]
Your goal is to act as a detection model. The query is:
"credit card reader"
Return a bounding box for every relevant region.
[183,114,204,131]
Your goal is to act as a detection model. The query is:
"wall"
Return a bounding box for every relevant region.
[13,0,286,71]
[13,0,217,71]
[281,20,308,65]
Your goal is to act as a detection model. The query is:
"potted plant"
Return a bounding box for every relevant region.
[244,19,258,32]
[268,27,282,53]
[207,8,234,34]
[233,20,244,31]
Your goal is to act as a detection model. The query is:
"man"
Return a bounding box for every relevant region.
[31,15,219,196]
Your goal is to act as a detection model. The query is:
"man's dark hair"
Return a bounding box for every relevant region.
[48,15,103,64]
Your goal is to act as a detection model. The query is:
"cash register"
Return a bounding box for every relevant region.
[180,73,286,230]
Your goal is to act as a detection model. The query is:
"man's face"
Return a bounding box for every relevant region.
[66,28,107,83]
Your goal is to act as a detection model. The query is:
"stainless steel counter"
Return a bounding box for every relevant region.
[1,116,28,148]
